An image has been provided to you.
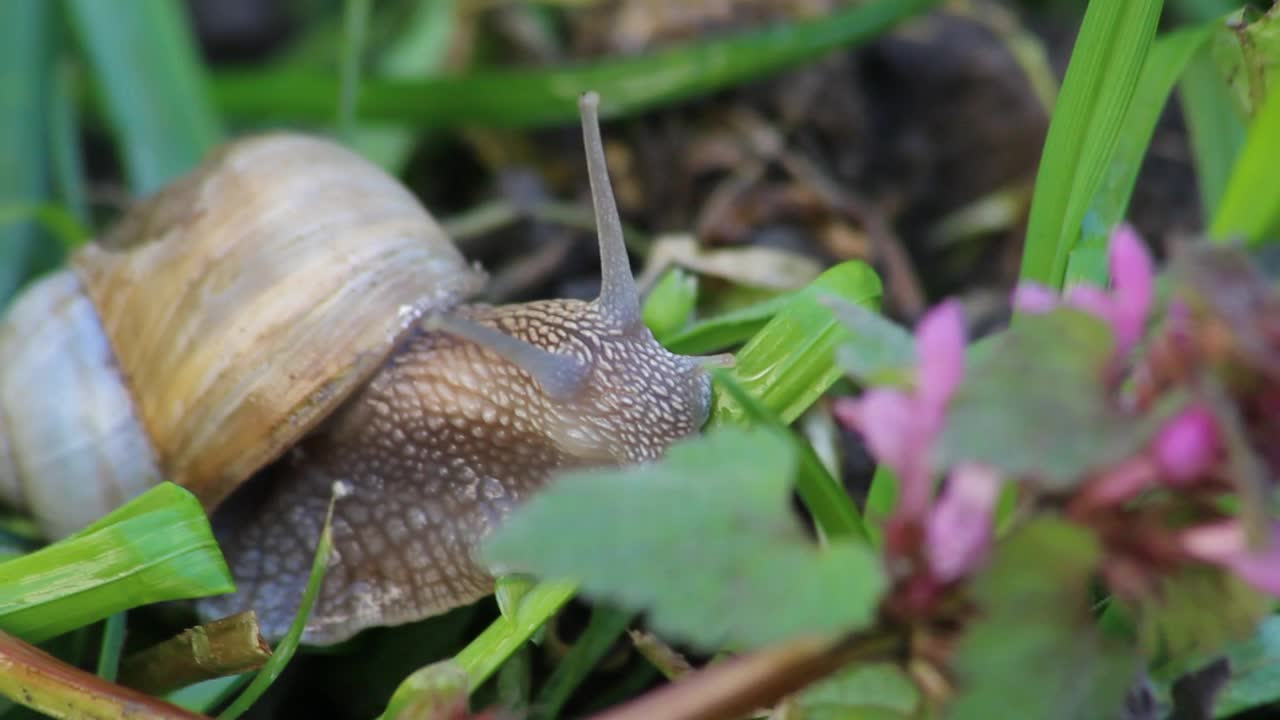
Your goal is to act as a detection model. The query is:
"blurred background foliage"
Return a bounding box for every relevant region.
[1,0,1279,718]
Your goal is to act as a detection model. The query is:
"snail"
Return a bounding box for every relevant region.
[0,93,713,645]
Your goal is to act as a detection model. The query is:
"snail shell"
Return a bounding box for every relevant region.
[0,133,485,538]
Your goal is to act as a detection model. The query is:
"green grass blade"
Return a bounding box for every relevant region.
[1069,22,1216,289]
[1019,0,1164,289]
[65,0,223,194]
[1088,23,1217,241]
[529,606,634,720]
[337,0,371,139]
[452,580,579,693]
[0,483,234,644]
[216,489,336,720]
[711,260,883,426]
[211,0,940,129]
[95,613,126,682]
[662,291,797,356]
[1210,71,1280,245]
[0,0,56,309]
[1179,46,1247,219]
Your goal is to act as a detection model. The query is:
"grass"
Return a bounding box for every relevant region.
[1,0,1279,718]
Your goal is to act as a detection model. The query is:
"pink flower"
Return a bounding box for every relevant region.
[1014,225,1156,356]
[1075,404,1223,509]
[836,301,1002,586]
[835,300,967,519]
[1180,520,1280,597]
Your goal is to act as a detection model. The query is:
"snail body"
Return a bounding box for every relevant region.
[0,95,712,644]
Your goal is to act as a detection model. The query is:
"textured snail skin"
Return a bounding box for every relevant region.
[201,301,712,643]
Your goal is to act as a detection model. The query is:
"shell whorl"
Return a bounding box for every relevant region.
[0,270,161,538]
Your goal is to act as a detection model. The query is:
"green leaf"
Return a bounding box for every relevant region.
[482,427,887,653]
[1180,46,1248,219]
[0,483,233,643]
[712,260,884,426]
[643,268,699,343]
[1209,5,1280,120]
[662,290,795,356]
[947,519,1140,720]
[0,0,59,308]
[1210,49,1280,245]
[66,0,223,194]
[937,309,1168,488]
[1019,0,1164,289]
[211,0,940,129]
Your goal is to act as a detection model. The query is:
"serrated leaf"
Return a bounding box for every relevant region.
[482,427,886,652]
[937,309,1162,488]
[1136,566,1272,678]
[824,295,915,387]
[1209,615,1280,717]
[947,519,1140,720]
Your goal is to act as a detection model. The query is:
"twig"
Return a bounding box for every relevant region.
[588,630,905,720]
[118,611,272,696]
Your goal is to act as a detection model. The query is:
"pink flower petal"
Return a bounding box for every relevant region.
[1108,224,1155,348]
[836,390,916,474]
[914,300,966,424]
[1153,405,1221,484]
[925,463,1002,583]
[1013,283,1059,314]
[1182,520,1280,597]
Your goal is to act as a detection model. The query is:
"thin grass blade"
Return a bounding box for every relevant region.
[211,0,940,129]
[530,606,635,720]
[215,487,337,720]
[0,483,233,644]
[95,613,126,682]
[0,0,57,308]
[337,0,371,140]
[65,0,223,194]
[1018,0,1164,289]
[1070,22,1217,288]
